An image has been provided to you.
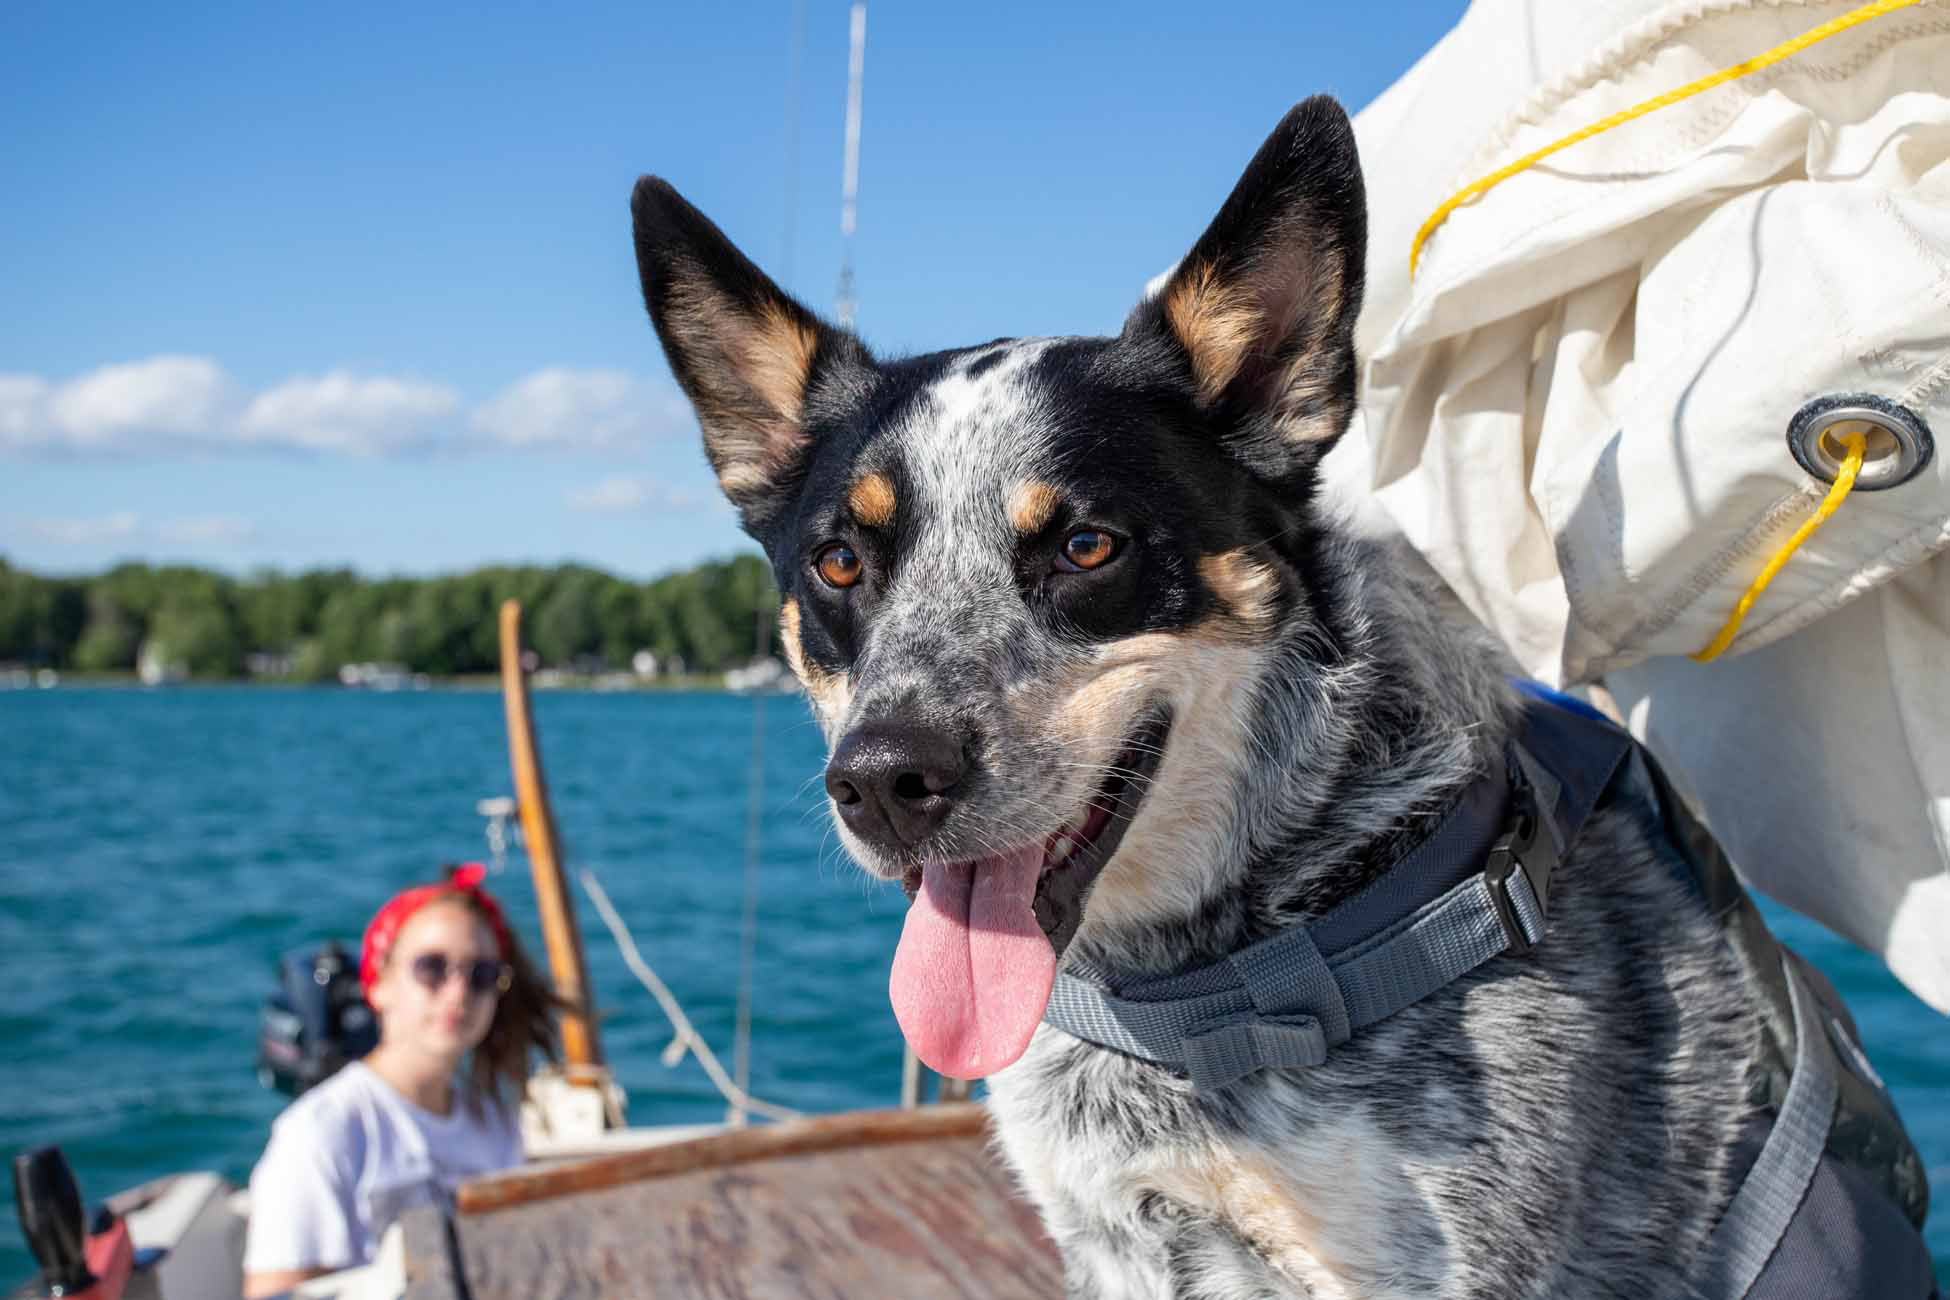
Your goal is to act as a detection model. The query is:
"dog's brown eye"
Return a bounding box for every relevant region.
[815,543,863,589]
[1059,530,1117,572]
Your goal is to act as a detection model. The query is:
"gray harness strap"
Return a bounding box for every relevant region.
[1049,855,1549,1089]
[1689,957,1839,1299]
[1043,731,1597,1091]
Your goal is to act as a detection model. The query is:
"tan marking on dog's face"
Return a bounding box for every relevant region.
[847,472,897,527]
[778,597,807,675]
[779,597,849,731]
[1198,549,1282,639]
[1164,260,1260,405]
[1006,480,1063,535]
[1010,622,1271,939]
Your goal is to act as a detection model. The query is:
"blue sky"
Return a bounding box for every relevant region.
[1,1,1466,580]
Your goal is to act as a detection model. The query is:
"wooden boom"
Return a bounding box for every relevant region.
[498,598,601,1068]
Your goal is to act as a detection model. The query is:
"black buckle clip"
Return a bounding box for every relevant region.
[1483,786,1557,955]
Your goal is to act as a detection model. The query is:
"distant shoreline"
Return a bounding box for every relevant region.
[0,554,783,686]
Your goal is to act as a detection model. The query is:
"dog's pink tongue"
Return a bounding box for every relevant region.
[890,844,1055,1079]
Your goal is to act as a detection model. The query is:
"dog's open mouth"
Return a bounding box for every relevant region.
[888,707,1172,1080]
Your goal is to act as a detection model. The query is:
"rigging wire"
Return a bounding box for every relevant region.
[836,2,867,325]
[581,867,802,1124]
[729,591,771,1125]
[729,0,808,1128]
[777,0,807,287]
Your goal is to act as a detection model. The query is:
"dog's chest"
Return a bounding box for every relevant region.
[987,1037,1444,1299]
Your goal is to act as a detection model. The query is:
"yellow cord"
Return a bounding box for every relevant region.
[1409,0,1925,277]
[1690,433,1866,661]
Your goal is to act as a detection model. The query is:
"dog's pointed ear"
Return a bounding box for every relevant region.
[632,178,870,529]
[1125,96,1366,482]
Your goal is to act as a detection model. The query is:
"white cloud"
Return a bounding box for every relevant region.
[0,359,236,451]
[473,367,690,450]
[49,356,235,445]
[566,475,651,511]
[0,375,54,450]
[2,356,691,457]
[23,512,259,549]
[26,512,142,545]
[564,475,723,514]
[239,371,459,454]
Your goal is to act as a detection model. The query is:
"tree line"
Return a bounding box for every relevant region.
[0,553,779,681]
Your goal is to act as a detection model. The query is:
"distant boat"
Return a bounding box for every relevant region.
[335,662,430,692]
[723,656,797,695]
[136,642,185,687]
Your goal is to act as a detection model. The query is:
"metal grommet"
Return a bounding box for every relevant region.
[1787,393,1934,491]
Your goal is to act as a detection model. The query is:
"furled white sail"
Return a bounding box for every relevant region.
[1334,0,1950,1011]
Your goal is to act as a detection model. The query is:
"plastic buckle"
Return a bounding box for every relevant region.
[1482,787,1556,955]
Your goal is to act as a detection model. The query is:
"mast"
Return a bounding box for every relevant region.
[835,2,866,326]
[499,599,602,1069]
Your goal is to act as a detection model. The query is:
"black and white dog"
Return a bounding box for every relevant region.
[629,99,1923,1298]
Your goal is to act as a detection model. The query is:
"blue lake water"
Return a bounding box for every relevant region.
[1,686,1944,1285]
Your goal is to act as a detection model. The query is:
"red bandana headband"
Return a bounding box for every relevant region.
[359,862,515,997]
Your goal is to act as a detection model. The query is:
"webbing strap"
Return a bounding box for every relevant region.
[1689,958,1839,1299]
[1042,694,1632,1090]
[1048,863,1549,1090]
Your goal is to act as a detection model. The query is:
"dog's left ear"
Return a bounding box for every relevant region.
[1125,96,1366,483]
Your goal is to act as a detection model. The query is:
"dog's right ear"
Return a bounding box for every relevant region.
[631,178,869,530]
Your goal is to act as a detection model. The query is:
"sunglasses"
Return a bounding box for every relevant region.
[406,953,513,996]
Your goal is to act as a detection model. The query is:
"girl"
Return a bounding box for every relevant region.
[241,865,561,1297]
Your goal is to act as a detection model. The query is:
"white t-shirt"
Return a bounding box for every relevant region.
[242,1060,523,1274]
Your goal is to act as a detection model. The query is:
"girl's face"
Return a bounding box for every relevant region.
[369,899,503,1062]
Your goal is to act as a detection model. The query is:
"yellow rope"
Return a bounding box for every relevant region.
[1690,433,1865,661]
[1401,4,1915,661]
[1408,0,1925,277]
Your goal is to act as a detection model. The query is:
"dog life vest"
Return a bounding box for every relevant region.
[1042,685,1938,1297]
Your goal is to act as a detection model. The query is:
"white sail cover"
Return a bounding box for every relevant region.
[1336,0,1950,1010]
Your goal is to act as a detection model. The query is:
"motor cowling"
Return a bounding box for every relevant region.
[254,941,377,1097]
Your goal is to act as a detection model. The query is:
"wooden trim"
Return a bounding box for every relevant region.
[498,599,601,1068]
[458,1103,991,1214]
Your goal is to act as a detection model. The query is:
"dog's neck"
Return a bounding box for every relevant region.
[1070,525,1522,980]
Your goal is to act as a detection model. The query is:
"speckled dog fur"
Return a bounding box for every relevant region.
[631,96,1765,1298]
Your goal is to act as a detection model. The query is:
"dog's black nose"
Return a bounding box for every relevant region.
[826,723,966,848]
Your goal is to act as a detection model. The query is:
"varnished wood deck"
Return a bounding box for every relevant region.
[405,1104,1063,1298]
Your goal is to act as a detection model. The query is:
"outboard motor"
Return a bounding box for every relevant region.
[255,941,377,1097]
[12,1147,133,1299]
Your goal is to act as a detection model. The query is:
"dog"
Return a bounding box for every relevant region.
[629,98,1930,1298]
